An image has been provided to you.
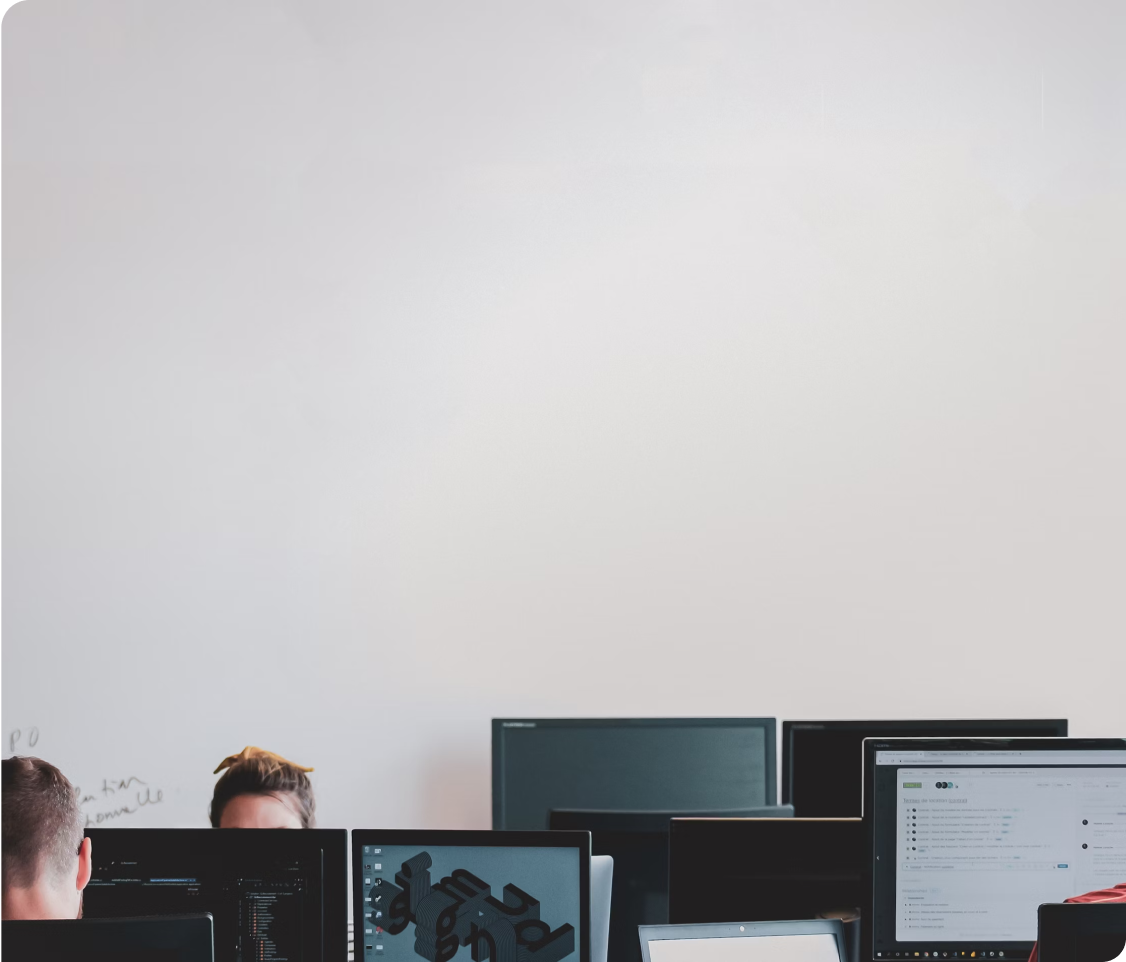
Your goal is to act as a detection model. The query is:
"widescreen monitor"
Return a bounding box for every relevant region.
[352,829,591,962]
[492,718,777,830]
[550,806,792,962]
[782,720,1069,817]
[83,828,347,962]
[863,737,1126,962]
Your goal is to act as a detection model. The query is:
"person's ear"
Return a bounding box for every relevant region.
[76,836,92,892]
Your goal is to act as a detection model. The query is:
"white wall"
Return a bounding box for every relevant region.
[3,0,1124,831]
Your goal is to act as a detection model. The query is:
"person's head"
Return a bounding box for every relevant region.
[210,747,315,829]
[2,756,91,920]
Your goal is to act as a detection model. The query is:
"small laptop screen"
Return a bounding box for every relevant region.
[358,842,582,962]
[646,932,842,962]
[869,745,1126,960]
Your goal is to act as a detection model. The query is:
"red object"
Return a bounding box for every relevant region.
[1027,884,1126,962]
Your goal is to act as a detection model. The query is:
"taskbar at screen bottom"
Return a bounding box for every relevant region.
[875,947,1032,961]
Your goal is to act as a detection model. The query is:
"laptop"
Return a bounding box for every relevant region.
[552,806,792,962]
[1,914,214,962]
[639,918,847,962]
[668,816,860,962]
[591,854,613,962]
[352,828,591,962]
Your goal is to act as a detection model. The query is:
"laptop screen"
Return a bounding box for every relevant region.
[866,741,1126,961]
[354,831,589,962]
[646,932,842,962]
[640,922,845,962]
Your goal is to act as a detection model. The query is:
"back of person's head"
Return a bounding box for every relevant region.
[210,747,315,829]
[2,756,90,919]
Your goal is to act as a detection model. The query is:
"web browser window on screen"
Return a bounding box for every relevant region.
[872,749,1126,959]
[896,769,1126,940]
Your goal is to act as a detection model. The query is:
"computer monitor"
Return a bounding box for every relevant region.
[668,817,862,961]
[82,828,348,962]
[550,807,793,962]
[1,914,215,962]
[1038,903,1126,962]
[352,829,591,962]
[638,918,847,962]
[863,737,1126,962]
[492,718,777,830]
[782,720,1069,817]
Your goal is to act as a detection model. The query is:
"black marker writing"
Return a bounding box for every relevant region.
[78,777,162,826]
[102,776,146,797]
[7,727,39,754]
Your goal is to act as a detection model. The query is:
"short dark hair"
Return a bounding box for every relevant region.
[2,756,84,892]
[209,749,316,828]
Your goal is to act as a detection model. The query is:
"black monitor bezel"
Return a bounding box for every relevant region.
[861,736,1126,962]
[1,914,215,962]
[781,719,1069,809]
[492,717,777,830]
[351,828,592,962]
[83,827,348,962]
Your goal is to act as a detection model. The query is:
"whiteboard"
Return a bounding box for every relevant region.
[3,0,1124,833]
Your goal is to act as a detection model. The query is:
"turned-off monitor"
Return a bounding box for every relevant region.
[783,719,1068,817]
[492,718,776,830]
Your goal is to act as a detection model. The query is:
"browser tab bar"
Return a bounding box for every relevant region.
[876,750,1126,765]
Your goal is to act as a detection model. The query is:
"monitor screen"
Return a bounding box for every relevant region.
[783,721,1069,817]
[82,829,347,962]
[640,921,845,962]
[863,738,1126,962]
[647,933,841,962]
[550,807,792,962]
[492,718,777,830]
[352,829,591,962]
[668,818,861,926]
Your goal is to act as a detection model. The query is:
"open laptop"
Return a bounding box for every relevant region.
[352,828,591,962]
[668,816,860,962]
[552,806,792,962]
[639,918,847,962]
